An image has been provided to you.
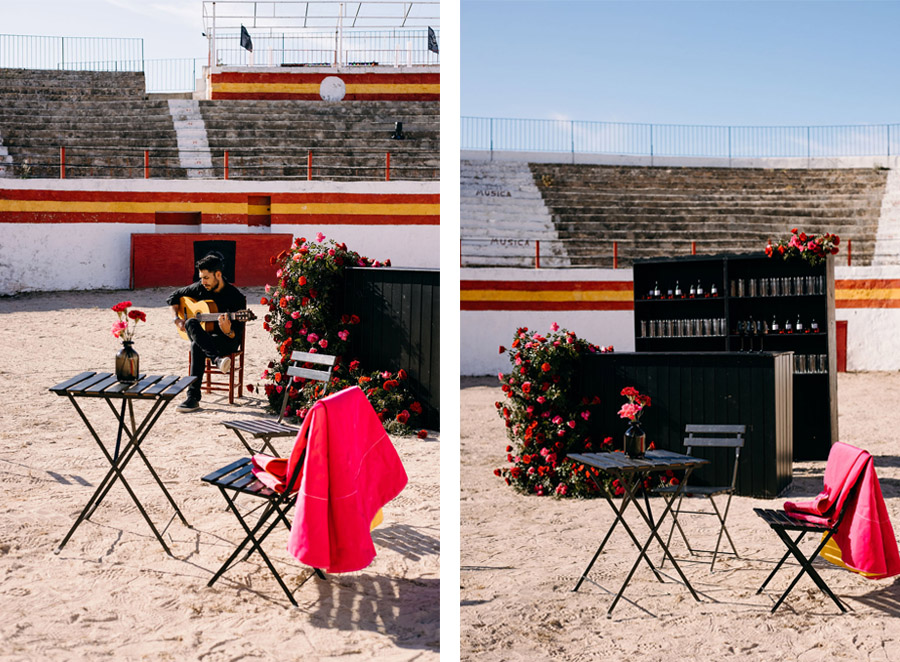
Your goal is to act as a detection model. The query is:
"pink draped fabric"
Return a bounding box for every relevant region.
[282,385,408,573]
[784,442,900,579]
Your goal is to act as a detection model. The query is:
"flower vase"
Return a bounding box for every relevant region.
[115,340,139,383]
[624,420,646,459]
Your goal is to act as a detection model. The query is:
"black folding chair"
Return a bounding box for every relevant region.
[221,350,335,456]
[655,424,745,572]
[754,445,872,613]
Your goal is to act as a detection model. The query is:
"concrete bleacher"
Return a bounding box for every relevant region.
[460,159,889,267]
[0,69,185,178]
[0,69,439,181]
[198,99,439,180]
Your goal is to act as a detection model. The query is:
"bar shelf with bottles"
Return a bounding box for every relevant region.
[632,253,837,460]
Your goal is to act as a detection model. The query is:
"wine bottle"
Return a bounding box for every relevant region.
[675,281,683,298]
[771,315,780,334]
[697,280,705,297]
[689,283,696,299]
[785,317,793,334]
[796,315,804,334]
[667,289,674,300]
[653,281,660,299]
[710,282,718,297]
[811,318,819,333]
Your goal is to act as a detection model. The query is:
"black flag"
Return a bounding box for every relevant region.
[240,25,253,52]
[427,26,438,54]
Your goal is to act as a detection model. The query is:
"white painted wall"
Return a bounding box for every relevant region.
[462,266,900,375]
[0,179,439,294]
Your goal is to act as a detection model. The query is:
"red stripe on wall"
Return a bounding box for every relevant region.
[836,300,900,309]
[277,193,439,204]
[211,92,440,101]
[461,280,633,292]
[273,213,438,225]
[213,72,440,84]
[0,189,253,203]
[461,301,634,311]
[0,212,248,224]
[835,278,900,289]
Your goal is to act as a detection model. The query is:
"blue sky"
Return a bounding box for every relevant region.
[461,1,900,127]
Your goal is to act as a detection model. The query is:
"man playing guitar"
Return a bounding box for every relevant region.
[167,252,247,412]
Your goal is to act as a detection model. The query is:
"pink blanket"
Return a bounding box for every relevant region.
[284,385,408,573]
[784,442,900,579]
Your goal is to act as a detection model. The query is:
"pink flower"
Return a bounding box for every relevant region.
[382,371,392,379]
[537,396,546,404]
[328,249,336,256]
[338,330,349,341]
[567,420,576,428]
[552,415,563,425]
[318,339,328,349]
[618,403,642,421]
[316,232,326,242]
[581,411,590,420]
[291,311,301,319]
[550,322,559,332]
[557,430,565,437]
[307,333,319,343]
[555,483,568,496]
[285,321,293,329]
[111,320,127,338]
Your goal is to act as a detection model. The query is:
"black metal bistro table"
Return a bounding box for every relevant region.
[566,449,710,617]
[49,371,196,556]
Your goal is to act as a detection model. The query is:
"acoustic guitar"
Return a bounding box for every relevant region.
[176,297,257,341]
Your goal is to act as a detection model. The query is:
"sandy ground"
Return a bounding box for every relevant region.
[0,288,439,662]
[461,373,900,661]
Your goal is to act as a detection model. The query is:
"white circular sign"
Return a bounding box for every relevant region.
[320,76,346,101]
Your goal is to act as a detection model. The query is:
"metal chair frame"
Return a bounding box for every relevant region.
[221,350,335,456]
[657,424,746,572]
[754,454,872,613]
[188,336,246,405]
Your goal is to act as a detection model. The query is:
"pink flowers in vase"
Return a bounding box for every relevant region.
[618,386,651,422]
[111,301,146,342]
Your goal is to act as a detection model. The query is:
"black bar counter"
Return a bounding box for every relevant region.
[580,351,793,498]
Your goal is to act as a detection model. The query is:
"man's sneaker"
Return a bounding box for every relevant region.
[177,397,201,413]
[216,356,232,375]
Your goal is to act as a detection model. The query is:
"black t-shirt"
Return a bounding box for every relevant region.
[167,281,247,344]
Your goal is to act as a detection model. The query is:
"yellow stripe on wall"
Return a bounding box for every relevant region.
[835,288,900,300]
[0,200,247,214]
[275,203,440,215]
[461,289,633,302]
[211,82,440,94]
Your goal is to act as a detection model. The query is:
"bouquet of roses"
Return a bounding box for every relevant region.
[766,228,840,267]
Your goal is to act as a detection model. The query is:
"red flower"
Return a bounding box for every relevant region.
[493,468,501,477]
[499,345,507,354]
[127,309,146,322]
[396,410,410,424]
[541,362,551,372]
[260,297,268,305]
[349,360,360,371]
[410,401,423,414]
[521,382,532,393]
[350,314,360,324]
[299,276,307,286]
[620,386,639,397]
[417,429,428,439]
[398,369,408,380]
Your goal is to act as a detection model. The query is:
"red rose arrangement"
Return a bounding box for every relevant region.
[766,228,840,267]
[110,300,146,341]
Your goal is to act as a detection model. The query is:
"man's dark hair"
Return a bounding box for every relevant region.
[196,252,225,274]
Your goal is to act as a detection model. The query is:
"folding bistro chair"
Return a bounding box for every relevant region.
[188,336,246,405]
[220,350,335,456]
[754,442,874,613]
[655,424,745,572]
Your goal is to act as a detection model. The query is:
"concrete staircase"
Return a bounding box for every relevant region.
[167,100,214,179]
[461,160,569,267]
[527,163,888,267]
[198,99,439,180]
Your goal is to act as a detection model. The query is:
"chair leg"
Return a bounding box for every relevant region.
[768,528,847,614]
[758,531,805,594]
[708,493,738,572]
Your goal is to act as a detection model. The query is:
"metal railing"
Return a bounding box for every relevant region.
[212,28,439,66]
[462,117,900,159]
[0,34,144,71]
[460,236,863,268]
[8,146,438,181]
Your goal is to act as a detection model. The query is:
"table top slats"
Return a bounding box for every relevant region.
[104,375,148,394]
[139,375,180,396]
[67,372,116,394]
[567,450,709,473]
[122,375,165,396]
[84,374,125,394]
[49,371,97,394]
[160,376,197,397]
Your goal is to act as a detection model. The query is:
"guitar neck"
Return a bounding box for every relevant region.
[193,312,241,322]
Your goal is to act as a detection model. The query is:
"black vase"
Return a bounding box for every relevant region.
[115,340,139,383]
[624,420,646,458]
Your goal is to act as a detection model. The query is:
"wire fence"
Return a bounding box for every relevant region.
[462,117,900,159]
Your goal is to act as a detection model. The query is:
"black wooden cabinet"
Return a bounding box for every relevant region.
[632,253,837,460]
